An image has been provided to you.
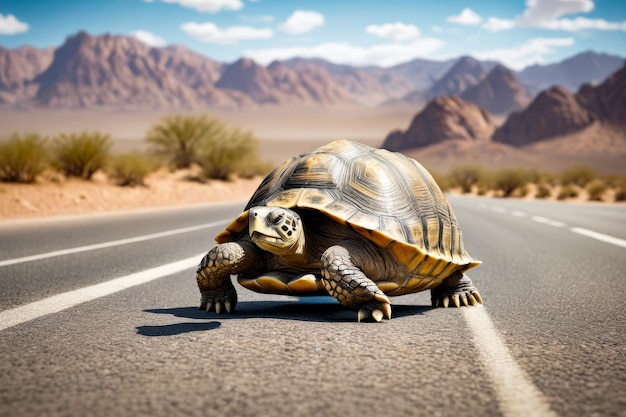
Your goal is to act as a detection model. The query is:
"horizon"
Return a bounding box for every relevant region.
[0,0,625,70]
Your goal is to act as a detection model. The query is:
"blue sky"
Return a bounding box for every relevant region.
[0,0,625,69]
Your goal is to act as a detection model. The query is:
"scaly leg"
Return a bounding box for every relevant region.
[320,245,392,322]
[196,240,262,314]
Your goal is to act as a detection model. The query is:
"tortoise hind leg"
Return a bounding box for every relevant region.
[320,245,392,322]
[431,271,483,308]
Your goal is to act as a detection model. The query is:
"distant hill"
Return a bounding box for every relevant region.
[382,96,496,151]
[460,64,530,115]
[0,30,622,111]
[517,51,624,93]
[382,62,626,160]
[494,62,626,147]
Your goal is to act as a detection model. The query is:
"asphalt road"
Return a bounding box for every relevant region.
[1,196,624,417]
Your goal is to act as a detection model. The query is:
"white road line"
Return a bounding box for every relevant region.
[570,227,626,249]
[530,216,566,228]
[463,306,559,417]
[0,221,228,267]
[490,206,507,214]
[0,253,205,332]
[510,210,527,218]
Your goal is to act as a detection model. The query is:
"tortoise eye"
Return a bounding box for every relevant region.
[271,214,283,224]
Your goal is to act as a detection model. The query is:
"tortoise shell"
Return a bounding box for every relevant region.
[216,139,480,281]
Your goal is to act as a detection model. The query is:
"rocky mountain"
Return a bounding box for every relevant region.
[492,86,595,146]
[388,56,497,107]
[0,30,622,112]
[384,62,626,154]
[494,62,625,147]
[0,45,54,104]
[517,51,624,93]
[33,31,250,110]
[577,63,626,126]
[382,96,496,151]
[460,64,530,115]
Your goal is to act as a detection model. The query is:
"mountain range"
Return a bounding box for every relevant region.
[0,31,623,112]
[383,62,626,153]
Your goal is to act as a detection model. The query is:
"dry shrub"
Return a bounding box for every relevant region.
[449,164,484,194]
[108,152,161,186]
[560,165,596,187]
[535,183,552,199]
[585,180,607,202]
[557,184,579,200]
[0,133,49,183]
[195,127,260,180]
[52,132,111,179]
[146,114,225,169]
[492,168,529,198]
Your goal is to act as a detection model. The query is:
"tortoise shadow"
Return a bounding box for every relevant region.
[139,299,434,336]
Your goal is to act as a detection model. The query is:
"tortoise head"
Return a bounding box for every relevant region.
[248,206,305,255]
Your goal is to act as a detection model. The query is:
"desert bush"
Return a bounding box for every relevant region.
[51,132,111,179]
[614,182,626,202]
[535,183,552,199]
[560,165,596,187]
[146,114,225,169]
[586,180,607,202]
[0,133,49,183]
[108,152,160,186]
[449,164,484,194]
[195,127,259,180]
[557,184,579,200]
[491,168,530,197]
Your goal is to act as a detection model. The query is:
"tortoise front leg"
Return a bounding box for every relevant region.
[196,240,262,314]
[320,245,392,322]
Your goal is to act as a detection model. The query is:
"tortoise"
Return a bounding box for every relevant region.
[196,139,482,322]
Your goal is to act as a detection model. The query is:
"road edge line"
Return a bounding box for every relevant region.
[0,253,205,332]
[463,306,559,417]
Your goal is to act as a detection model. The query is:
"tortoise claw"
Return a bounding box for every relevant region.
[472,291,483,304]
[357,303,391,323]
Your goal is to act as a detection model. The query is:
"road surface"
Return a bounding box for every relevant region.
[1,196,624,417]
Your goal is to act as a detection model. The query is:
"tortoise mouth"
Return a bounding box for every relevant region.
[251,231,282,246]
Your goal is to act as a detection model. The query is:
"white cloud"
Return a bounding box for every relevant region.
[181,22,273,44]
[131,30,167,47]
[0,13,29,35]
[447,8,483,25]
[279,10,324,34]
[483,17,516,32]
[484,0,626,32]
[243,38,446,68]
[471,37,575,70]
[239,14,274,23]
[530,16,626,31]
[162,0,243,13]
[519,0,594,24]
[365,22,420,41]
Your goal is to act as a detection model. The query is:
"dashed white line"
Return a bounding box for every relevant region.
[482,204,624,248]
[463,306,559,417]
[0,221,228,267]
[531,216,566,228]
[570,227,626,248]
[0,253,204,332]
